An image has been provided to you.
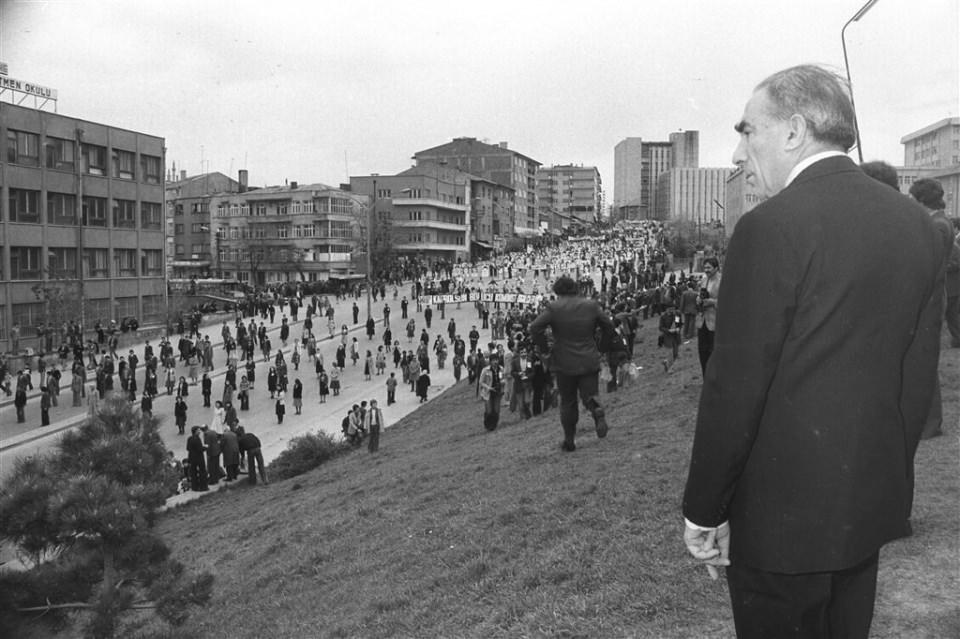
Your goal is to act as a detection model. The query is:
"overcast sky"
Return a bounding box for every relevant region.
[2,0,957,199]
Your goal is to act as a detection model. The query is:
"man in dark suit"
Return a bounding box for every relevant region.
[529,275,614,451]
[681,65,945,639]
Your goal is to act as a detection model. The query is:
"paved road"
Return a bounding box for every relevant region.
[0,282,509,487]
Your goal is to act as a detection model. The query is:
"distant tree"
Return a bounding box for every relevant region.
[0,397,213,639]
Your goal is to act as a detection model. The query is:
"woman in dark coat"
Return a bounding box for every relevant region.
[267,367,278,399]
[245,358,256,389]
[416,371,431,403]
[177,375,189,398]
[292,378,303,415]
[336,343,347,370]
[174,395,187,434]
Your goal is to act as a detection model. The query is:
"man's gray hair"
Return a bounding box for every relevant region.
[756,65,857,151]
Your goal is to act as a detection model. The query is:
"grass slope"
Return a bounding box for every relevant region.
[154,325,959,639]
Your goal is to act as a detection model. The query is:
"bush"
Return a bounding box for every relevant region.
[268,431,350,481]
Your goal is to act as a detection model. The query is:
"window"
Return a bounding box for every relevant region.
[253,227,266,239]
[174,223,184,234]
[48,192,77,225]
[114,248,137,277]
[115,296,138,319]
[175,244,185,256]
[140,249,163,275]
[255,203,267,216]
[10,246,42,279]
[83,248,109,278]
[82,197,107,227]
[45,137,75,171]
[48,247,79,278]
[8,189,41,223]
[277,224,290,239]
[12,303,44,335]
[113,199,137,228]
[191,223,206,233]
[277,203,288,215]
[82,143,107,175]
[6,130,40,166]
[142,295,164,322]
[330,220,353,238]
[113,149,136,179]
[141,202,162,229]
[141,154,161,184]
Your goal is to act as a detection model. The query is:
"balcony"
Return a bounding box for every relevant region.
[391,197,468,212]
[391,219,466,232]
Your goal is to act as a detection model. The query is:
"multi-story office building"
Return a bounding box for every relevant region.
[900,117,960,219]
[536,164,602,228]
[1,102,165,352]
[414,137,540,236]
[655,167,731,223]
[613,131,698,221]
[208,182,367,287]
[165,169,241,279]
[901,117,960,169]
[350,163,471,264]
[467,174,514,255]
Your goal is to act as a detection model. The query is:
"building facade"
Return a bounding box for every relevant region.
[414,137,540,236]
[165,169,242,279]
[536,164,602,228]
[350,164,472,264]
[613,131,699,221]
[655,167,731,223]
[208,182,367,287]
[1,102,165,352]
[900,117,960,219]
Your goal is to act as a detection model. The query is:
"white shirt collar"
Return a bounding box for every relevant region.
[784,151,847,189]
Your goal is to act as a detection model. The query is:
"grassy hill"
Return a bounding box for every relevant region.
[150,325,959,639]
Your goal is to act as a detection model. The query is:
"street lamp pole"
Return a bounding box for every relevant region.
[367,180,375,321]
[842,0,881,163]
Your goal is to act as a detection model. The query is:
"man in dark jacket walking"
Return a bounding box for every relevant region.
[529,275,614,452]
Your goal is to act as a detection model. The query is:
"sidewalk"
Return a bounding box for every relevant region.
[0,293,380,452]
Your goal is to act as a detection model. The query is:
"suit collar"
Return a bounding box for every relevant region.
[786,154,858,190]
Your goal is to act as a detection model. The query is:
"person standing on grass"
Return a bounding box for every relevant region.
[365,399,383,453]
[237,426,268,485]
[529,274,612,452]
[697,257,721,376]
[681,64,944,639]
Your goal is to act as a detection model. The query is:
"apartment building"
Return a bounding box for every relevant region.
[1,102,165,351]
[350,163,472,264]
[207,182,367,286]
[165,169,242,279]
[536,164,602,229]
[414,137,540,236]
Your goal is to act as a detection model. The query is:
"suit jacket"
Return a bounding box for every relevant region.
[529,294,613,376]
[682,156,945,574]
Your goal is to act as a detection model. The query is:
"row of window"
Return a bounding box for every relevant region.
[5,129,162,182]
[2,247,164,280]
[173,201,210,215]
[5,189,162,228]
[0,295,165,339]
[205,220,355,241]
[398,232,466,246]
[214,197,356,218]
[219,245,353,264]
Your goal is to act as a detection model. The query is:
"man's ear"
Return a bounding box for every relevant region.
[785,114,808,150]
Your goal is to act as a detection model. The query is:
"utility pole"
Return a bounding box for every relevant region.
[367,179,375,320]
[76,127,86,340]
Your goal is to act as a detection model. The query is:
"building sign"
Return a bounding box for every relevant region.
[0,63,58,99]
[0,75,57,99]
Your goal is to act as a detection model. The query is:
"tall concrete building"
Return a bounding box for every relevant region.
[613,131,698,220]
[1,101,166,352]
[656,167,731,223]
[536,164,602,229]
[414,137,540,237]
